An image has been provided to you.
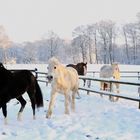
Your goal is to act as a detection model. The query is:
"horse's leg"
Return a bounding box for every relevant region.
[71,92,76,112]
[76,91,81,99]
[83,79,86,87]
[114,83,120,101]
[46,90,57,118]
[109,83,120,102]
[87,80,91,95]
[64,93,70,114]
[100,82,104,97]
[116,83,120,93]
[109,83,114,101]
[2,104,8,125]
[68,94,72,103]
[100,82,104,90]
[16,96,27,121]
[27,91,36,120]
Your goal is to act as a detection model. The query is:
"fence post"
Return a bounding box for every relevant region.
[138,72,140,80]
[34,68,38,79]
[138,87,140,109]
[109,82,112,92]
[109,82,113,100]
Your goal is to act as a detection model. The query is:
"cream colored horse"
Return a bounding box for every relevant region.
[46,57,79,118]
[100,63,120,101]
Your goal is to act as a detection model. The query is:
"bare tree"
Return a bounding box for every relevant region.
[136,12,140,64]
[72,35,87,62]
[85,24,102,63]
[98,21,108,64]
[105,21,116,63]
[123,23,138,64]
[98,21,116,64]
[22,42,37,63]
[0,25,11,63]
[44,31,62,59]
[122,25,130,64]
[72,25,88,62]
[87,24,98,63]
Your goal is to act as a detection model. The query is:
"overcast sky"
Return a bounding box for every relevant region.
[0,0,140,43]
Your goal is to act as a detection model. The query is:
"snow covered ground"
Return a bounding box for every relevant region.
[0,64,140,140]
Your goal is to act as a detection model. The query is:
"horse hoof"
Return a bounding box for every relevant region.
[17,118,22,121]
[46,113,51,119]
[33,115,36,120]
[76,97,81,99]
[17,112,22,121]
[46,115,51,119]
[2,132,6,135]
[4,118,8,125]
[65,111,70,115]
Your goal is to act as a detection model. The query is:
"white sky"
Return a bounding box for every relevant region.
[0,0,140,43]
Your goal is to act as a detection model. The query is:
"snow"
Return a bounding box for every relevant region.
[0,64,140,140]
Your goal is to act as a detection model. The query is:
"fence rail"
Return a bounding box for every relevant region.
[87,71,140,80]
[79,75,140,109]
[9,68,140,109]
[9,68,140,79]
[36,71,140,109]
[79,87,140,102]
[36,71,140,80]
[79,76,140,86]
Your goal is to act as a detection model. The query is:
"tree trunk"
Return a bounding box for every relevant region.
[123,29,130,64]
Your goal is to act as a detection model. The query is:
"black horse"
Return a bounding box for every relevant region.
[0,63,43,124]
[66,62,87,86]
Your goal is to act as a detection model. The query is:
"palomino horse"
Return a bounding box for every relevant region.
[46,57,79,118]
[66,62,87,86]
[100,63,120,101]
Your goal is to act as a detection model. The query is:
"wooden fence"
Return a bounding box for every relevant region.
[78,76,140,108]
[10,68,140,109]
[35,70,140,80]
[87,71,140,80]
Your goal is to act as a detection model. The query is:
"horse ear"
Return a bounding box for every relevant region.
[85,62,87,65]
[0,63,3,67]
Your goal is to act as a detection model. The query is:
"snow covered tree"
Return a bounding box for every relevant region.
[98,21,117,64]
[0,25,11,63]
[87,24,98,64]
[44,31,62,59]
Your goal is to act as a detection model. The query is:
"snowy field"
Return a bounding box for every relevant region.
[0,64,140,140]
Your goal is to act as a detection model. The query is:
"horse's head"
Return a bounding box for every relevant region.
[112,62,120,80]
[0,63,4,67]
[46,57,61,82]
[76,62,87,75]
[111,62,120,72]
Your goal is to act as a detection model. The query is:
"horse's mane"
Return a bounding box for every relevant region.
[48,57,60,66]
[66,62,87,77]
[0,63,12,87]
[66,64,77,70]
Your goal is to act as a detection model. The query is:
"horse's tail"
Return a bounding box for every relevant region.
[35,80,44,108]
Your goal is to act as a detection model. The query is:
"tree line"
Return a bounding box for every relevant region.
[0,12,140,64]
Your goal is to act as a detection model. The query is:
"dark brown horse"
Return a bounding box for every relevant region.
[66,62,87,86]
[0,63,44,124]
